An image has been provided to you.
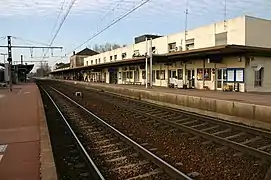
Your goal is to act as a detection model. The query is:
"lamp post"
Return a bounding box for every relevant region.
[0,53,8,63]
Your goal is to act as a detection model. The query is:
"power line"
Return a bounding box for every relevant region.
[12,36,50,46]
[51,0,150,65]
[42,0,76,59]
[50,0,67,38]
[69,0,151,55]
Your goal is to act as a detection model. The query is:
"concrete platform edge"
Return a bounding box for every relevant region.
[38,86,58,180]
[53,79,271,130]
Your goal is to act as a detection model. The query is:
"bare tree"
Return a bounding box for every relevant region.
[92,43,123,53]
[36,63,52,77]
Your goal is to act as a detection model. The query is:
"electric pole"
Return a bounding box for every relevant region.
[0,36,62,92]
[7,36,12,92]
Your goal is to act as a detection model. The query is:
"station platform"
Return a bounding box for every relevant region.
[55,79,271,130]
[0,83,56,180]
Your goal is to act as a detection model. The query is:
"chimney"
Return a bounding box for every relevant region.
[73,51,75,55]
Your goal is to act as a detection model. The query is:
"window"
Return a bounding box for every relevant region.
[103,57,106,63]
[185,38,195,50]
[177,69,183,80]
[91,60,93,65]
[156,70,160,79]
[98,58,101,64]
[133,50,140,57]
[152,47,156,53]
[127,71,133,79]
[86,61,88,66]
[114,55,117,60]
[155,70,165,80]
[197,68,211,81]
[122,72,127,80]
[168,42,176,52]
[173,71,177,78]
[95,59,97,64]
[80,57,84,63]
[110,56,113,61]
[215,32,227,46]
[122,53,127,59]
[168,70,172,78]
[254,67,264,87]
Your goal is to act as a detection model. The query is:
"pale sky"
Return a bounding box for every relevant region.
[0,0,270,71]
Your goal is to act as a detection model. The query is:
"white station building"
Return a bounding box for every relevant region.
[52,15,271,92]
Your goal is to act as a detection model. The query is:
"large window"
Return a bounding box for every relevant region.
[197,68,211,81]
[122,72,127,80]
[185,38,195,50]
[168,42,176,52]
[254,68,264,87]
[127,71,133,79]
[155,70,165,80]
[177,69,183,79]
[122,53,127,59]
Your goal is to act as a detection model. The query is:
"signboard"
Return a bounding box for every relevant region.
[227,69,235,82]
[235,69,244,82]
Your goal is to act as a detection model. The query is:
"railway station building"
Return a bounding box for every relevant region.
[51,15,271,92]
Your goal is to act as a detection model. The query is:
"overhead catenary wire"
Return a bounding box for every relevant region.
[50,0,271,65]
[12,36,50,46]
[50,0,67,38]
[42,0,76,60]
[69,0,151,55]
[51,0,151,65]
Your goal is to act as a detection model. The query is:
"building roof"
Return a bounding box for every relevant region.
[72,48,99,56]
[55,62,70,69]
[0,63,34,74]
[165,45,271,60]
[51,45,271,73]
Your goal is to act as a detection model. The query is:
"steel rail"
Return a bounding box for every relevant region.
[90,90,271,161]
[90,86,271,138]
[40,86,105,180]
[50,86,192,180]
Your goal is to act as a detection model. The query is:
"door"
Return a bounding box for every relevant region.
[217,69,227,90]
[187,69,195,88]
[152,70,156,83]
[134,71,139,82]
[109,72,117,84]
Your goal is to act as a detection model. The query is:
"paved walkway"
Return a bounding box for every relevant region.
[120,85,271,106]
[0,83,53,180]
[72,81,271,106]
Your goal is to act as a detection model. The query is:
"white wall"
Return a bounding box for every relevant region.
[83,16,251,66]
[245,57,271,92]
[245,16,271,48]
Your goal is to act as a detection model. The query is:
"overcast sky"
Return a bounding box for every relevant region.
[0,0,270,71]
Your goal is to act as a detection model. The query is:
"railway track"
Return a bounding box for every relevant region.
[40,84,192,180]
[88,88,271,162]
[40,86,102,180]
